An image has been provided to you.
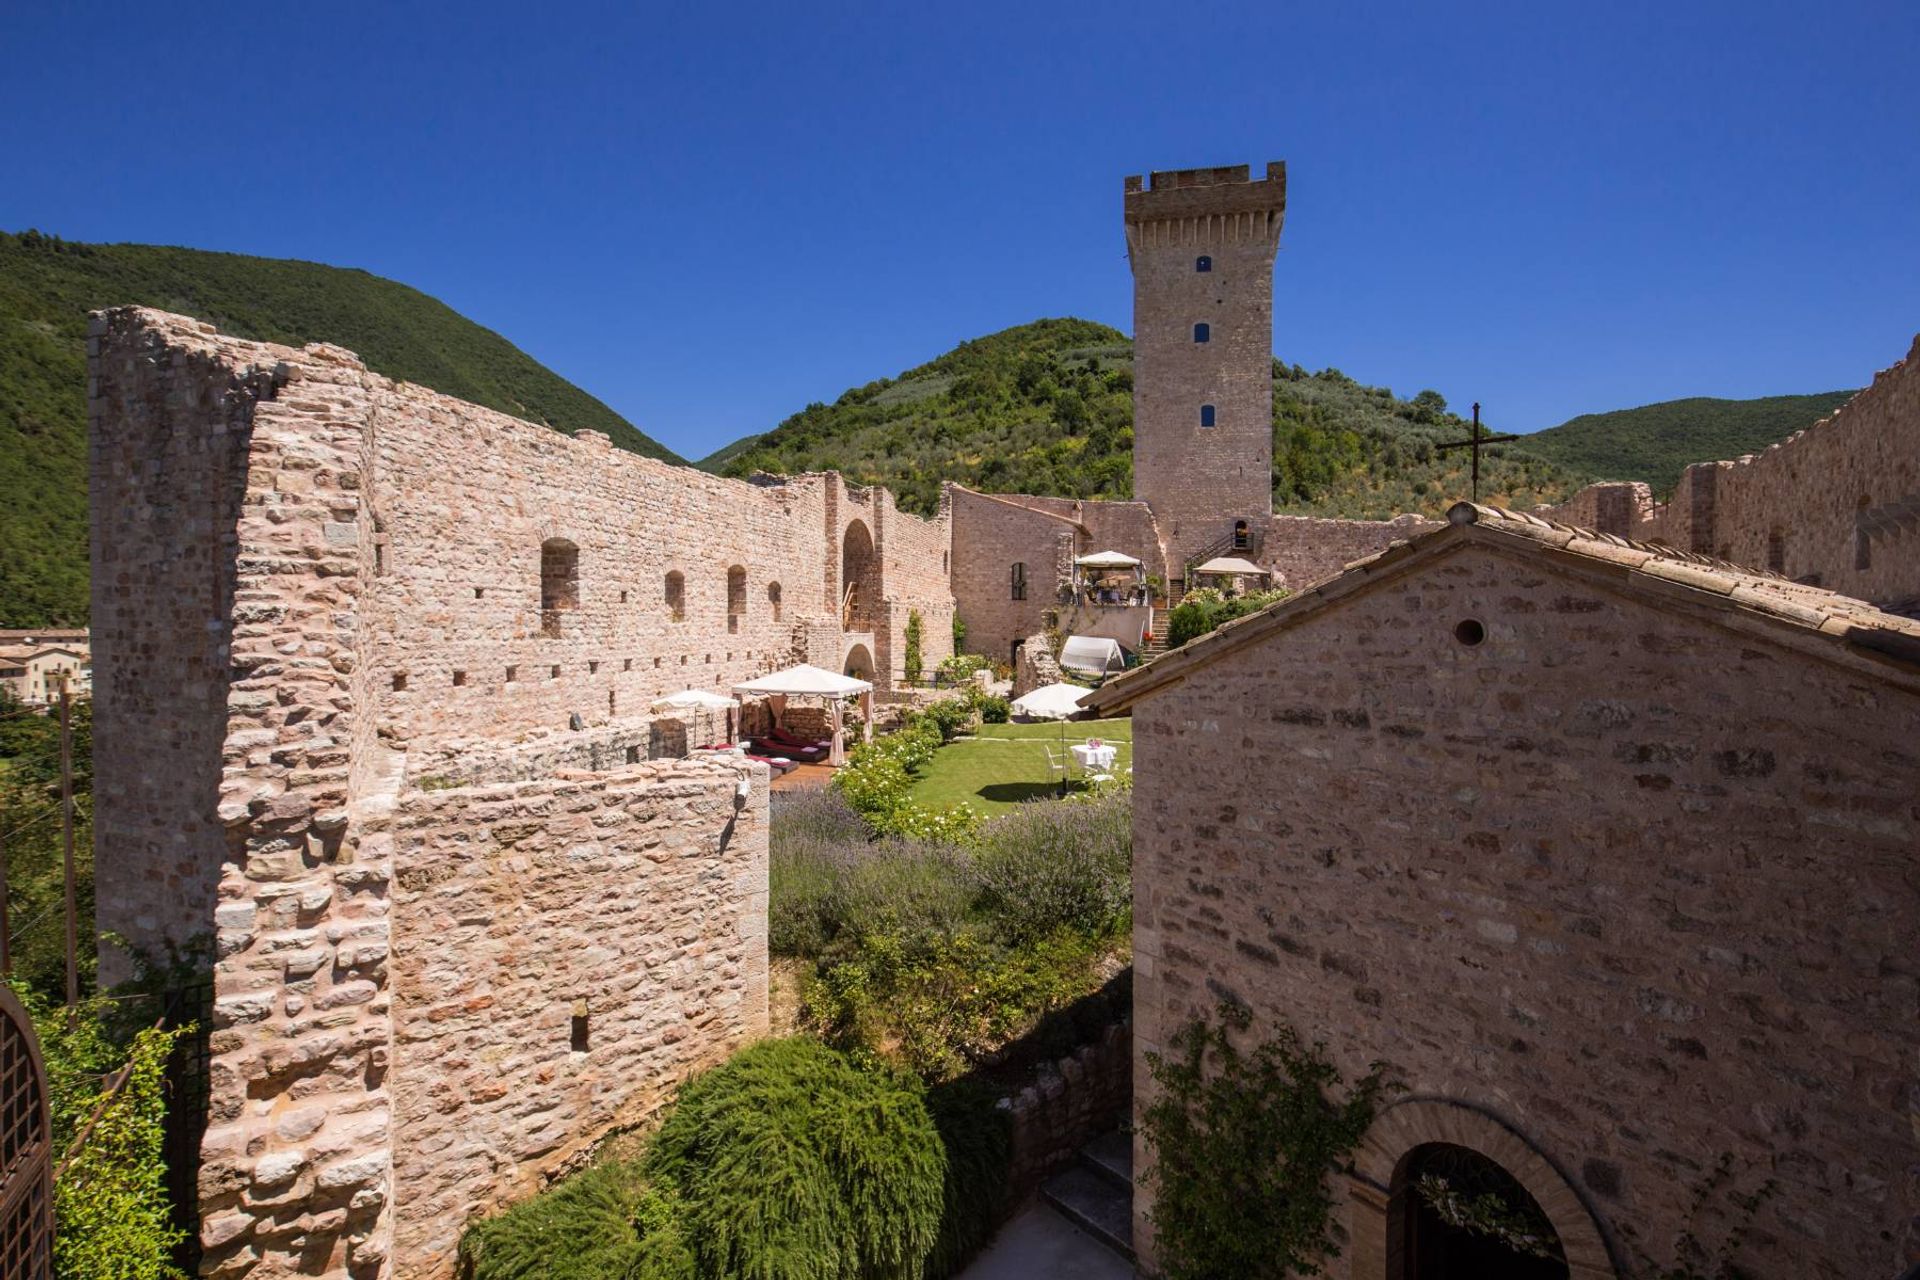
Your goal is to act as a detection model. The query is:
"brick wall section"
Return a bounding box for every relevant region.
[1127,164,1285,569]
[1539,335,1920,607]
[1258,512,1436,591]
[1125,542,1918,1278]
[387,758,768,1276]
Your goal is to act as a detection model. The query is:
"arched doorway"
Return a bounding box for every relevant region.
[841,520,879,632]
[843,643,875,682]
[1389,1143,1569,1280]
[1350,1099,1616,1280]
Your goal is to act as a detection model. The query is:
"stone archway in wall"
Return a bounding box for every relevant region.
[1348,1098,1618,1280]
[841,519,879,632]
[843,643,875,682]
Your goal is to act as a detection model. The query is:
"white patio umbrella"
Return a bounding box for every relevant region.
[1010,682,1091,720]
[651,689,741,748]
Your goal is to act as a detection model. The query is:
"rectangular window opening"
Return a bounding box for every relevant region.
[452,670,467,687]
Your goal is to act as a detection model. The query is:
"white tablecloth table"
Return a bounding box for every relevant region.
[1070,744,1117,772]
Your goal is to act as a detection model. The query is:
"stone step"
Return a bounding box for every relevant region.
[1079,1129,1132,1191]
[1042,1161,1133,1262]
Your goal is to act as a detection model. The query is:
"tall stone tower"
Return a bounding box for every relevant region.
[1125,162,1286,577]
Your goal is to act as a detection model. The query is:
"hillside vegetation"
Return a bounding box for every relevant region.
[707,318,1588,519]
[1,230,679,626]
[1522,390,1857,495]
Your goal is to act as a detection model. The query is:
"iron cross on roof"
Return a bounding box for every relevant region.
[1435,403,1521,503]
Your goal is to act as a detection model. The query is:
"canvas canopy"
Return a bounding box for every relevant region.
[731,663,873,697]
[1074,550,1143,569]
[1010,682,1092,720]
[1059,635,1126,677]
[1193,556,1269,578]
[650,689,740,711]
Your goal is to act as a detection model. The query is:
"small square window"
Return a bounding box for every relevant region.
[506,665,518,682]
[1195,255,1212,272]
[550,664,561,680]
[391,673,408,692]
[589,660,600,674]
[1200,404,1216,428]
[452,670,467,687]
[1193,322,1210,343]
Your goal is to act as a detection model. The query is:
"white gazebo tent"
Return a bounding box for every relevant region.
[650,689,740,750]
[731,663,875,766]
[1192,555,1272,595]
[1073,550,1146,605]
[1058,635,1126,679]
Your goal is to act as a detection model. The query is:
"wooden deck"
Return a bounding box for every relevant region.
[768,761,836,792]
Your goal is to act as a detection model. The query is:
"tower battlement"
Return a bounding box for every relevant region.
[1124,161,1286,226]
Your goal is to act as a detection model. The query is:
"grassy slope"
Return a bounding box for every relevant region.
[907,718,1133,814]
[0,230,680,627]
[1522,390,1857,495]
[707,318,1587,520]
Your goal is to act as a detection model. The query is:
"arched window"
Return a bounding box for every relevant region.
[1195,255,1212,273]
[727,566,747,632]
[1199,404,1216,428]
[1232,519,1251,551]
[767,580,783,622]
[665,570,685,622]
[540,539,578,638]
[1193,322,1210,344]
[1010,562,1027,602]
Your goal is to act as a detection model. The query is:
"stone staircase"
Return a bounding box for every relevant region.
[1040,1129,1133,1262]
[1143,605,1171,658]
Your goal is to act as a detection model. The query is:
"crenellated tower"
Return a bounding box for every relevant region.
[1125,162,1286,577]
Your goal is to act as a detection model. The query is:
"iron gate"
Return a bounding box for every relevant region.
[0,984,52,1280]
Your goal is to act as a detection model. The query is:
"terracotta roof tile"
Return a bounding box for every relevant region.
[1085,501,1920,713]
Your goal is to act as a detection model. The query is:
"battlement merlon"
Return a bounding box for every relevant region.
[1123,160,1287,226]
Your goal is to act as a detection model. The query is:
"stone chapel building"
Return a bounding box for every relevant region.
[1085,502,1920,1279]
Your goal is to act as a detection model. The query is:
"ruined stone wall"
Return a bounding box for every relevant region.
[88,309,794,1279]
[90,311,401,1279]
[363,400,829,751]
[1257,512,1436,591]
[387,758,767,1276]
[949,487,1076,667]
[89,310,280,978]
[1532,481,1655,538]
[1128,542,1919,1278]
[1537,336,1920,607]
[873,486,955,684]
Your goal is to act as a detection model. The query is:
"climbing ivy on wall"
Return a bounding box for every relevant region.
[1140,1003,1391,1280]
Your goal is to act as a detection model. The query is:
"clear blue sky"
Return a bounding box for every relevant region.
[4,1,1916,460]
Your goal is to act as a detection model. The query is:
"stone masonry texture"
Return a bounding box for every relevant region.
[87,307,961,1278]
[84,159,1920,1280]
[1540,335,1920,610]
[1117,536,1919,1278]
[1127,163,1286,573]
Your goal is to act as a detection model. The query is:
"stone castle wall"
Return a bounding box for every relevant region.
[87,309,808,1279]
[1126,540,1919,1277]
[387,758,767,1276]
[1539,335,1920,607]
[1257,511,1437,591]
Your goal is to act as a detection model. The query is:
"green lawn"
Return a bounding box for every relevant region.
[906,718,1133,814]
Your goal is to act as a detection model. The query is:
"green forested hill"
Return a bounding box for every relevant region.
[706,318,1585,519]
[1,230,679,627]
[1520,390,1857,495]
